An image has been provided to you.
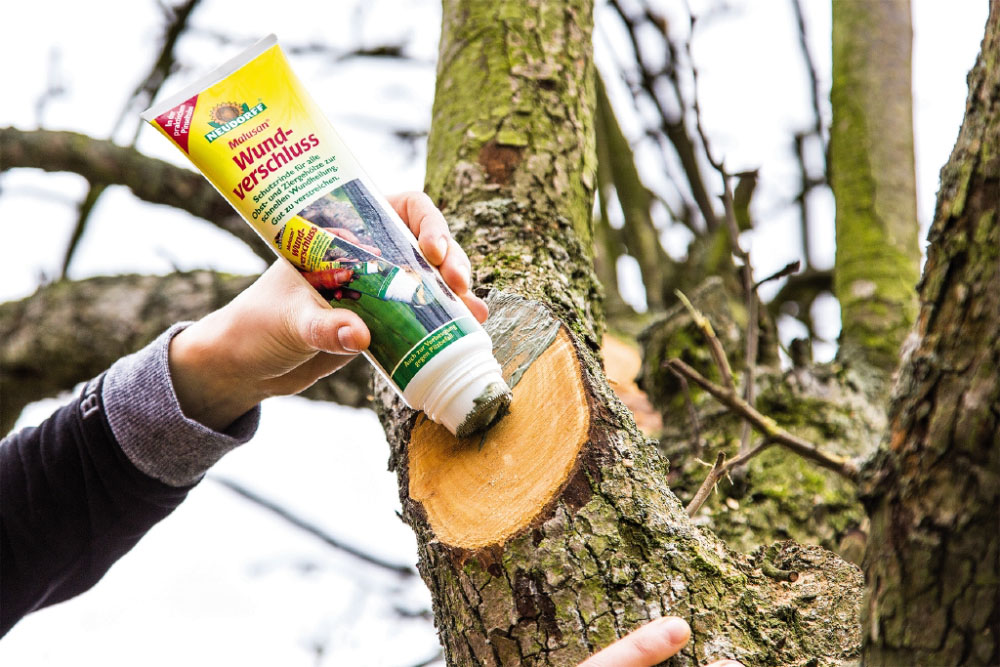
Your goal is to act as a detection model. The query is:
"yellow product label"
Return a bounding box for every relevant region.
[141,35,491,406]
[145,42,344,239]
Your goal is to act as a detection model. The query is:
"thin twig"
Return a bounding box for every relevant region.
[717,173,760,458]
[114,0,204,141]
[65,0,203,277]
[789,0,829,270]
[212,476,417,578]
[789,0,828,170]
[667,359,860,483]
[674,289,734,391]
[686,440,770,517]
[755,261,801,290]
[682,13,764,460]
[687,451,726,517]
[605,0,719,231]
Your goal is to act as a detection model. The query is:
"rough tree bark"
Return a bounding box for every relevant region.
[374,1,862,664]
[860,2,1000,663]
[2,1,994,663]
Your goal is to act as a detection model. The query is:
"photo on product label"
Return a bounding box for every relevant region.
[273,178,472,387]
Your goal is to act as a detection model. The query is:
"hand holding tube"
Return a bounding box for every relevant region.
[168,192,486,431]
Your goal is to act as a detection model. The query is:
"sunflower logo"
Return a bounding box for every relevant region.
[208,102,248,128]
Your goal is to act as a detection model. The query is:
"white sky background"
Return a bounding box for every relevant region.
[0,0,988,665]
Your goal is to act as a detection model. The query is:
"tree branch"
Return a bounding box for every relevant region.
[686,442,770,517]
[0,127,273,262]
[666,358,860,483]
[212,476,416,578]
[0,272,371,434]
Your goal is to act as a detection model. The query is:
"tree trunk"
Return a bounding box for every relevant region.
[374,1,862,664]
[830,0,921,377]
[860,2,1000,663]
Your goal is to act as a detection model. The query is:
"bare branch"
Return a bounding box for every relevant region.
[720,174,760,457]
[667,358,860,483]
[686,441,771,517]
[0,272,371,434]
[674,289,734,391]
[212,476,417,578]
[1,127,273,261]
[789,0,828,168]
[113,0,204,141]
[604,0,720,232]
[61,183,108,279]
[754,260,801,290]
[190,28,426,64]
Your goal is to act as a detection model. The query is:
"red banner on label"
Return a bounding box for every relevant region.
[153,94,198,154]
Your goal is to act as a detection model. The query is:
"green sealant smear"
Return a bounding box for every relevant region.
[455,381,514,439]
[483,290,561,388]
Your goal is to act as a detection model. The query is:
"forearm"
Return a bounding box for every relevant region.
[0,326,260,636]
[106,322,260,486]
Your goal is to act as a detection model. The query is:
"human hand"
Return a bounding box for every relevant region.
[578,617,743,667]
[168,191,486,431]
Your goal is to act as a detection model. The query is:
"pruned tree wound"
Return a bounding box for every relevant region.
[409,293,592,551]
[410,323,590,549]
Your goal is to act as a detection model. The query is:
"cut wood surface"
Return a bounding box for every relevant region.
[409,328,590,549]
[407,292,592,549]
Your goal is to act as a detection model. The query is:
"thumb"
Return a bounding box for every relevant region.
[579,617,691,667]
[295,303,371,356]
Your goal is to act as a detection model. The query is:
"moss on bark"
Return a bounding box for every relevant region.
[830,0,921,375]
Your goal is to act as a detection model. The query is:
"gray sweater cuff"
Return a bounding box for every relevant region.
[103,323,260,487]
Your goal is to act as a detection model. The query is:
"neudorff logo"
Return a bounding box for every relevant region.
[204,101,267,143]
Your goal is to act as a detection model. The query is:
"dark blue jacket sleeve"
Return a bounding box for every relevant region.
[0,374,191,637]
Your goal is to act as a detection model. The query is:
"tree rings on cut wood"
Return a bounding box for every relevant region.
[407,292,591,549]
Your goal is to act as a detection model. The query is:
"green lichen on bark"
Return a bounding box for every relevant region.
[634,278,875,560]
[678,366,877,560]
[375,291,863,665]
[425,0,596,253]
[830,0,921,375]
[385,376,863,665]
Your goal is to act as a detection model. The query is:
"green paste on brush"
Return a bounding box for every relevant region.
[455,382,513,438]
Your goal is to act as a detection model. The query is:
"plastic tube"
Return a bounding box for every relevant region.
[141,34,511,437]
